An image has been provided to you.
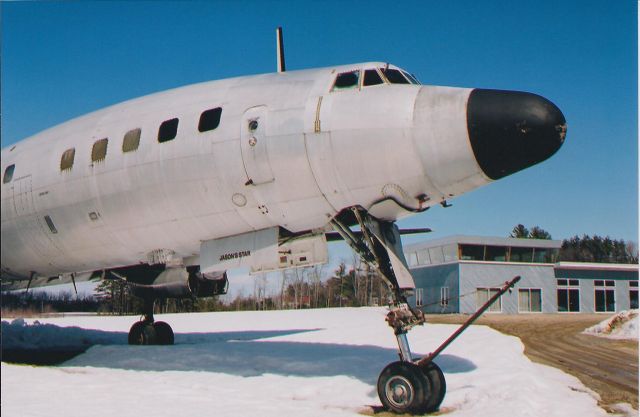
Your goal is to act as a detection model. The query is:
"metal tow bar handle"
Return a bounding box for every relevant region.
[416,275,521,367]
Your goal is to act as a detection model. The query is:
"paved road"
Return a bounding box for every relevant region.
[427,314,638,412]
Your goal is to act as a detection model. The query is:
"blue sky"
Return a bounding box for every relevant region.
[1,0,637,251]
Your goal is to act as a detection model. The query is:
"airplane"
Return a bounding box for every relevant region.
[0,28,566,414]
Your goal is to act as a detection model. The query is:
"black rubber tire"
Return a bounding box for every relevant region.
[153,321,174,345]
[128,321,157,345]
[422,361,446,412]
[377,361,431,414]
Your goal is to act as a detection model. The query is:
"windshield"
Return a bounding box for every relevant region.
[380,68,410,84]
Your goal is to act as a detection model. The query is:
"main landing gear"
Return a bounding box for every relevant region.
[128,298,174,345]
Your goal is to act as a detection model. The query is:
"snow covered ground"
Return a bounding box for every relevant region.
[583,310,639,340]
[2,308,613,417]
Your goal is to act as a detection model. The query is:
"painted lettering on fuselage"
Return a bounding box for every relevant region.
[219,250,251,261]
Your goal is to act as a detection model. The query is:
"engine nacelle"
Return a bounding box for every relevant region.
[129,268,228,299]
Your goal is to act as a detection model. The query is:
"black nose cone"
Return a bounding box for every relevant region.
[466,89,567,180]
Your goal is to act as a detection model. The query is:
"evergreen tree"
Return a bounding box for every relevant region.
[510,224,529,238]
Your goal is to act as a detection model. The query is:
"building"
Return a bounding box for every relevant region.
[404,235,639,314]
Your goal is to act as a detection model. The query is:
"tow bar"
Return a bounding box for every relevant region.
[417,275,521,367]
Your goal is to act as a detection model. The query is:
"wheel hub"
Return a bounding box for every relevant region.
[385,375,414,408]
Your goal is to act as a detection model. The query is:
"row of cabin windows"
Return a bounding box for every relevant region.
[57,107,222,172]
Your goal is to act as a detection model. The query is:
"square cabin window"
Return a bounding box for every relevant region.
[91,138,108,163]
[60,148,75,171]
[158,118,179,143]
[198,107,222,132]
[3,164,15,184]
[122,128,141,153]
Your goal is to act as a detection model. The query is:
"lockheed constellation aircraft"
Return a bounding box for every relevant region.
[0,28,566,414]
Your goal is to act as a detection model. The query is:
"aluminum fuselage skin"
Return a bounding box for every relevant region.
[0,63,509,279]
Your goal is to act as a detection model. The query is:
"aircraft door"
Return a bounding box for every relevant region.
[240,106,275,185]
[11,175,60,267]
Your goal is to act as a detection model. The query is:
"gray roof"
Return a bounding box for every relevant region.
[404,234,562,252]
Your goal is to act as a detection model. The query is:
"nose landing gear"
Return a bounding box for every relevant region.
[331,207,519,414]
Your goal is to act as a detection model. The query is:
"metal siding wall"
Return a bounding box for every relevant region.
[579,280,594,313]
[410,263,460,313]
[459,263,557,314]
[616,282,630,311]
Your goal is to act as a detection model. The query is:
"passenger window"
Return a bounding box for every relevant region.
[332,70,360,91]
[60,148,75,171]
[380,68,410,84]
[3,164,15,184]
[158,118,179,143]
[91,138,108,163]
[122,128,141,153]
[198,107,222,132]
[363,69,384,86]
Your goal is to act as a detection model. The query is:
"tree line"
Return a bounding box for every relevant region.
[510,224,638,264]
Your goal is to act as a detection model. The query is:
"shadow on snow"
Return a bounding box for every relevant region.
[1,320,476,384]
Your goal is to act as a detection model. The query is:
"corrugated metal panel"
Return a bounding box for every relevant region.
[459,263,557,314]
[410,263,459,313]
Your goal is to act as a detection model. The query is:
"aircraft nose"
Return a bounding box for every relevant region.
[466,89,567,180]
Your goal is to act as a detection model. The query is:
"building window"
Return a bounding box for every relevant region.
[363,69,384,86]
[332,70,360,91]
[60,148,75,171]
[630,281,638,309]
[44,215,58,234]
[594,280,616,312]
[460,244,484,261]
[198,107,222,132]
[442,244,458,262]
[510,247,533,263]
[440,287,450,307]
[519,288,542,312]
[417,249,431,265]
[91,138,108,163]
[415,288,424,307]
[158,118,179,143]
[476,288,501,312]
[407,252,418,267]
[557,279,580,312]
[123,128,141,153]
[428,247,445,264]
[3,164,15,184]
[485,246,507,261]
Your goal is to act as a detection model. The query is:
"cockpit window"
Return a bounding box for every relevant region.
[402,71,421,85]
[332,70,360,91]
[380,68,411,84]
[363,69,384,86]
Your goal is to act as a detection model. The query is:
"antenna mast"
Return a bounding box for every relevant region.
[276,27,286,72]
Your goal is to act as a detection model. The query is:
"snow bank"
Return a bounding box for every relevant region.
[2,318,125,351]
[1,308,612,417]
[583,310,639,340]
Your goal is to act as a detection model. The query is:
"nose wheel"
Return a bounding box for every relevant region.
[378,361,445,414]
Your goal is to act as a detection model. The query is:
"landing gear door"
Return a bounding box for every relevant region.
[240,106,275,185]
